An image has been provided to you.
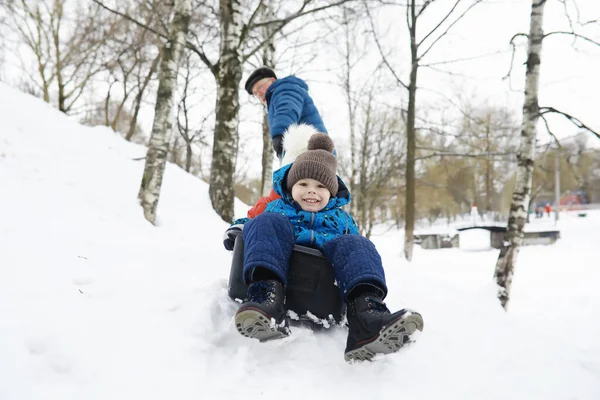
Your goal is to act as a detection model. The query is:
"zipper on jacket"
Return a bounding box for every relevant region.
[309,212,315,245]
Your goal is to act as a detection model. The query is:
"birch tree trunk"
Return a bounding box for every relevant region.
[404,1,418,262]
[209,0,243,223]
[261,110,274,196]
[494,0,546,309]
[138,0,192,224]
[52,4,66,113]
[260,3,275,197]
[342,6,359,217]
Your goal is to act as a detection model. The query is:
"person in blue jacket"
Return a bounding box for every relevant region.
[225,133,424,362]
[244,67,327,159]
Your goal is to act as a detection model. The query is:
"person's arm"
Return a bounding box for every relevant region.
[269,85,304,138]
[247,189,282,219]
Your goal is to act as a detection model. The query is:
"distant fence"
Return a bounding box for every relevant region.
[556,202,600,212]
[416,226,561,250]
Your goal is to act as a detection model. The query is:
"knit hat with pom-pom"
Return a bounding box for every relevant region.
[286,133,338,196]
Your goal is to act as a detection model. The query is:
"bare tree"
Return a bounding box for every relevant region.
[351,83,405,236]
[367,0,483,261]
[327,5,369,217]
[100,2,165,140]
[92,0,355,222]
[402,101,519,224]
[0,11,6,82]
[176,52,210,173]
[259,92,274,196]
[206,0,355,222]
[258,2,276,197]
[493,0,545,309]
[126,52,160,141]
[495,0,600,309]
[139,0,192,224]
[3,0,55,102]
[454,105,520,213]
[103,58,136,131]
[3,0,117,113]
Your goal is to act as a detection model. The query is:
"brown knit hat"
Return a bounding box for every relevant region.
[286,133,338,196]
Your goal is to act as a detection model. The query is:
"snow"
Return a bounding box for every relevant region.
[1,82,599,399]
[459,229,493,251]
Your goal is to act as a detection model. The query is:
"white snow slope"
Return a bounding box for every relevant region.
[1,83,599,400]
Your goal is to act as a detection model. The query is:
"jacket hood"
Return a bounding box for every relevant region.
[266,76,308,103]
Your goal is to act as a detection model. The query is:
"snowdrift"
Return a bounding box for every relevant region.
[0,82,598,399]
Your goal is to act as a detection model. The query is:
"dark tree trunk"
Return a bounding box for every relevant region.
[209,0,243,222]
[404,1,418,262]
[260,4,275,197]
[127,54,161,142]
[261,109,273,195]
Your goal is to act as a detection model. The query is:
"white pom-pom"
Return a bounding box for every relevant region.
[281,124,320,166]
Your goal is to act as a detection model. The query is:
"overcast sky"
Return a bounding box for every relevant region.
[2,0,598,178]
[267,0,600,151]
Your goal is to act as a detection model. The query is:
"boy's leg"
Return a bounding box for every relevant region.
[322,235,424,362]
[235,213,295,342]
[242,212,294,285]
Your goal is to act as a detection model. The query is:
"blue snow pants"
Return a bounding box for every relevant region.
[242,213,388,300]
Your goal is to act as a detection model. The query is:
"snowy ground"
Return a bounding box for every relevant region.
[1,83,599,399]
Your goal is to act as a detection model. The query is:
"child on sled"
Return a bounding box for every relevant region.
[223,132,423,362]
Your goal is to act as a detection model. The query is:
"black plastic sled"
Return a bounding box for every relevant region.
[227,230,345,325]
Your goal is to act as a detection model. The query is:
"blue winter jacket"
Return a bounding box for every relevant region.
[263,163,359,250]
[266,76,327,139]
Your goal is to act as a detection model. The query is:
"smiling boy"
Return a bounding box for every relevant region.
[228,133,424,362]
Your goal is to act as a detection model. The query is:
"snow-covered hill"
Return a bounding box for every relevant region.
[1,82,598,399]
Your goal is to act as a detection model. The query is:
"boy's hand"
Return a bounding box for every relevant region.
[272,135,284,159]
[223,224,244,251]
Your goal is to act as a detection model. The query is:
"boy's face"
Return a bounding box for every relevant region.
[291,178,331,212]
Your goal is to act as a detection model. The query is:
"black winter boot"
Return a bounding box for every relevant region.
[235,280,290,342]
[344,294,424,362]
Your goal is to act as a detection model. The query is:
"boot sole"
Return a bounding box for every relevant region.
[235,308,290,342]
[344,311,424,362]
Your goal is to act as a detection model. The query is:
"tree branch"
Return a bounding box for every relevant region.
[421,49,505,67]
[539,106,600,140]
[90,0,218,75]
[238,0,266,48]
[502,33,528,81]
[251,0,352,29]
[558,0,576,32]
[543,31,600,47]
[416,0,435,18]
[242,0,355,62]
[539,113,563,148]
[416,150,513,161]
[91,0,165,37]
[417,0,461,48]
[418,0,484,62]
[364,3,408,90]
